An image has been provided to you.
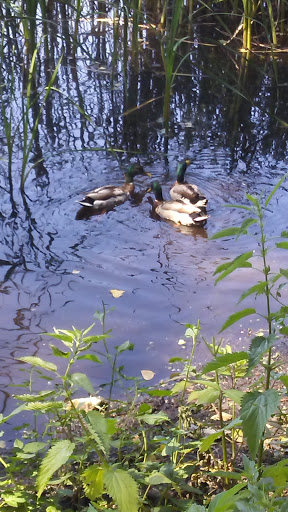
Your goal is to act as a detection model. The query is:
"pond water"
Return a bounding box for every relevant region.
[1,9,288,435]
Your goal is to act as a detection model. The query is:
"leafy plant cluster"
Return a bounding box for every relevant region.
[1,178,288,511]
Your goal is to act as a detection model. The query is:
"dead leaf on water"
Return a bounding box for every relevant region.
[178,339,186,346]
[141,370,155,380]
[110,289,125,298]
[72,270,80,274]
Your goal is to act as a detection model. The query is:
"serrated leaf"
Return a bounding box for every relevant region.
[77,354,102,363]
[238,281,267,303]
[210,227,244,240]
[13,390,56,402]
[17,356,57,372]
[219,308,256,333]
[139,412,169,425]
[103,465,138,512]
[240,389,281,459]
[276,242,288,249]
[70,372,94,394]
[246,335,275,376]
[50,345,70,358]
[87,410,116,454]
[214,252,253,284]
[24,401,63,411]
[37,440,75,497]
[188,388,220,405]
[223,389,244,404]
[82,465,104,499]
[202,352,248,374]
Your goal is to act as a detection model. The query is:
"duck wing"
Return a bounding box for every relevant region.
[170,182,200,202]
[160,200,203,214]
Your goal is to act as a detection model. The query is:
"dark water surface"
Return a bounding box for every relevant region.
[1,15,288,430]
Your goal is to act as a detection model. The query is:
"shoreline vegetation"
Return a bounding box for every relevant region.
[1,178,288,511]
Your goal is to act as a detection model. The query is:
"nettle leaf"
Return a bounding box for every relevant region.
[17,356,57,372]
[188,388,220,405]
[37,440,75,497]
[13,390,56,402]
[139,411,169,425]
[262,459,288,489]
[103,465,138,512]
[70,372,94,394]
[82,465,104,499]
[220,308,256,333]
[223,389,244,404]
[207,483,246,512]
[214,251,253,284]
[246,335,275,376]
[87,410,116,455]
[240,390,281,460]
[238,281,267,303]
[23,401,63,411]
[202,352,248,374]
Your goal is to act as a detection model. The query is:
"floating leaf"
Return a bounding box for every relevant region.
[219,308,256,333]
[141,369,155,380]
[110,289,125,298]
[72,270,80,274]
[240,389,281,459]
[37,440,75,497]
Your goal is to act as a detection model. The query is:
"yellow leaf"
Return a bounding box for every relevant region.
[178,339,186,346]
[72,270,80,274]
[141,370,155,381]
[110,289,125,298]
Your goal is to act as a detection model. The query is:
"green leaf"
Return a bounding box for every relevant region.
[44,332,74,344]
[281,231,288,238]
[17,356,57,372]
[207,483,246,511]
[238,281,267,303]
[82,465,104,499]
[262,459,288,489]
[116,340,134,353]
[87,410,116,455]
[139,389,172,397]
[193,379,220,389]
[186,505,206,512]
[70,372,94,394]
[37,440,75,497]
[214,252,253,284]
[246,193,259,207]
[210,227,244,240]
[23,442,47,453]
[220,308,256,333]
[50,345,70,358]
[188,388,220,405]
[148,471,173,485]
[23,401,63,411]
[200,431,222,452]
[13,390,56,402]
[276,242,288,249]
[240,389,281,459]
[280,375,288,392]
[246,335,275,376]
[280,268,288,279]
[139,411,169,425]
[103,465,138,512]
[82,334,110,344]
[202,352,248,374]
[223,389,244,404]
[265,174,287,207]
[78,354,102,363]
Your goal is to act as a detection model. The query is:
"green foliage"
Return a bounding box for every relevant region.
[37,440,75,497]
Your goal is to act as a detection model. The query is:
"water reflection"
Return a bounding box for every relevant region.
[0,6,288,430]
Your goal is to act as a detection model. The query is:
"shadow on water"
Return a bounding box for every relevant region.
[0,4,288,434]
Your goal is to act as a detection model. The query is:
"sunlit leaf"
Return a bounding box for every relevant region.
[262,459,288,489]
[17,356,57,372]
[202,352,248,374]
[78,354,102,363]
[207,483,246,511]
[223,389,244,404]
[82,465,104,499]
[240,389,281,459]
[50,345,70,358]
[219,308,256,333]
[141,370,155,380]
[238,281,267,303]
[37,440,75,497]
[188,388,220,405]
[70,373,94,394]
[103,465,138,512]
[210,227,244,240]
[276,242,288,249]
[24,401,63,411]
[13,390,55,402]
[148,472,173,485]
[110,289,125,298]
[87,410,116,455]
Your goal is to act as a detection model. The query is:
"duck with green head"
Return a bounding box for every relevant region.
[170,159,208,208]
[151,181,208,227]
[78,163,149,213]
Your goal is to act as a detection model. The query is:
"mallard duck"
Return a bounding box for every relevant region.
[170,159,208,208]
[78,163,149,213]
[151,181,208,227]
